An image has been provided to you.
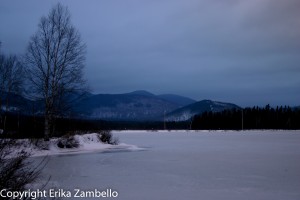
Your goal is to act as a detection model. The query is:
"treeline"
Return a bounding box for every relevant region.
[192,105,300,130]
[0,113,190,138]
[1,104,299,139]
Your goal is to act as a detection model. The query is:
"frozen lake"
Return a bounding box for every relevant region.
[38,130,300,200]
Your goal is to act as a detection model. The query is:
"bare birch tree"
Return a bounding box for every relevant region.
[0,45,23,133]
[24,3,86,140]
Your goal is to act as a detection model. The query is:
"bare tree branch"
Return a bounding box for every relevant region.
[24,3,87,140]
[0,47,24,132]
[0,139,48,196]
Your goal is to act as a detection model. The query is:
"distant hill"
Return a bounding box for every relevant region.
[165,100,240,121]
[0,91,34,113]
[74,91,178,120]
[0,90,92,116]
[1,90,242,122]
[72,90,199,120]
[126,90,155,97]
[157,94,196,107]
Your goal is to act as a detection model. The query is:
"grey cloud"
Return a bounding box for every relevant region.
[0,0,299,107]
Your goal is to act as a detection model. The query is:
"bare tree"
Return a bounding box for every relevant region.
[24,3,86,140]
[0,45,24,133]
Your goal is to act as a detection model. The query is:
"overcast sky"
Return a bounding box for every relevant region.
[0,0,299,107]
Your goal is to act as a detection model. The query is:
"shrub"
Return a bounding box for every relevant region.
[30,138,50,150]
[57,135,79,148]
[0,139,46,197]
[97,130,119,145]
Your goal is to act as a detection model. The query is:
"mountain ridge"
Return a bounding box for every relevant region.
[5,90,296,122]
[74,91,185,120]
[165,99,241,121]
[157,94,196,107]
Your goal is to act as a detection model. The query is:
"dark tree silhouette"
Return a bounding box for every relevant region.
[24,3,86,140]
[0,139,47,199]
[192,105,300,130]
[0,45,24,133]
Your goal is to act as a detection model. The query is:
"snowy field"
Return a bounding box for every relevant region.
[36,130,300,200]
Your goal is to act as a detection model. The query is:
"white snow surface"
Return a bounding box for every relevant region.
[34,130,300,200]
[6,133,139,157]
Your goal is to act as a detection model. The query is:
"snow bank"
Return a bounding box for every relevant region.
[4,133,140,158]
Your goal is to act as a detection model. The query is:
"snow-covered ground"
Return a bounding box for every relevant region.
[34,130,300,200]
[8,133,139,158]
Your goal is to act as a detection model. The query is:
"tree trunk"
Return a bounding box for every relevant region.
[44,115,50,141]
[3,115,6,133]
[17,111,20,134]
[0,98,2,130]
[52,116,56,137]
